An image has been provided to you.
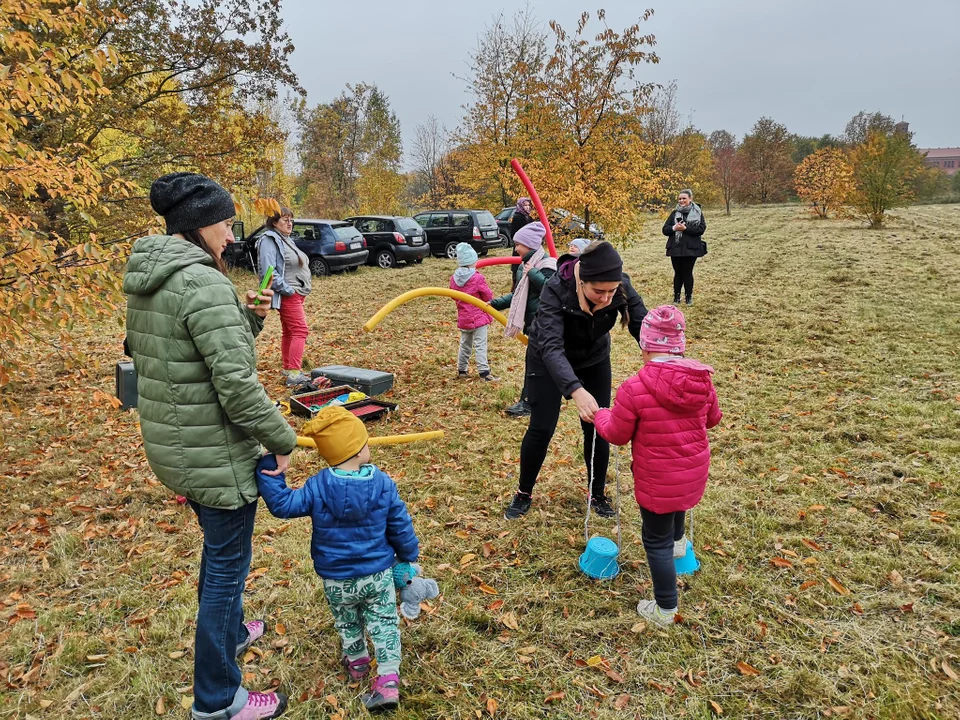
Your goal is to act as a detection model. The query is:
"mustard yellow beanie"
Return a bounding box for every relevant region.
[302,406,368,466]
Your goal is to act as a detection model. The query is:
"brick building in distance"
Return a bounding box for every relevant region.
[920,147,960,176]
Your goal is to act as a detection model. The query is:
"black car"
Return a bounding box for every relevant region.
[493,207,604,248]
[228,218,368,276]
[344,215,430,269]
[412,209,501,259]
[494,207,516,247]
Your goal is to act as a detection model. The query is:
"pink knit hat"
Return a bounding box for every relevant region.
[639,305,686,354]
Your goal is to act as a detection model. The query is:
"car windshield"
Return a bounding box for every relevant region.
[332,224,361,240]
[396,218,420,231]
[496,209,512,221]
[476,211,496,227]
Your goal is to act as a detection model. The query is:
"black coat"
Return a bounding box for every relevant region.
[527,257,647,398]
[663,207,707,258]
[510,211,533,239]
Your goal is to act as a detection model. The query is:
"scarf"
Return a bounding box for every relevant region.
[505,248,557,337]
[452,267,476,286]
[515,197,532,218]
[672,202,702,246]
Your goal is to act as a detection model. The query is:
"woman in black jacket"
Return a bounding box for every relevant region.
[510,197,534,240]
[504,241,647,520]
[663,189,707,305]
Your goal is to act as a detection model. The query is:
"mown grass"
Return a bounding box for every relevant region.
[1,204,959,719]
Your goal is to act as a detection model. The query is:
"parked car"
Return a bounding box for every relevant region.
[344,215,430,269]
[412,209,501,259]
[492,207,605,249]
[227,218,368,276]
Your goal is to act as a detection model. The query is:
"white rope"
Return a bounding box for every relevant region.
[584,425,621,550]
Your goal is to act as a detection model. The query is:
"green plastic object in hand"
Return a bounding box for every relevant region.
[254,266,274,305]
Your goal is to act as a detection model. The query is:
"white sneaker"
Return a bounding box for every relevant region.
[673,536,688,559]
[636,599,678,628]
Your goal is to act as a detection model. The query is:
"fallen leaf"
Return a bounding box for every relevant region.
[500,612,519,630]
[460,553,477,565]
[769,557,793,568]
[888,570,903,585]
[709,699,723,715]
[486,697,498,716]
[155,696,166,715]
[604,669,624,683]
[275,622,286,636]
[801,538,823,551]
[899,603,914,613]
[324,694,339,708]
[851,602,864,616]
[478,583,498,595]
[736,661,760,676]
[809,504,827,511]
[168,650,185,660]
[943,660,959,681]
[487,600,504,611]
[630,621,647,633]
[86,653,108,662]
[827,577,851,595]
[647,680,674,695]
[544,690,565,704]
[517,646,537,654]
[482,542,494,558]
[614,694,630,709]
[586,655,604,667]
[180,696,193,710]
[799,580,818,591]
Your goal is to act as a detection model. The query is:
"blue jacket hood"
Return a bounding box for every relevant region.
[318,467,383,522]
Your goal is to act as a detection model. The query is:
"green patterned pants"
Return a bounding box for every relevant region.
[322,569,401,676]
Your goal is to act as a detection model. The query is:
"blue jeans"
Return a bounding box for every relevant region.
[639,507,686,609]
[189,500,257,717]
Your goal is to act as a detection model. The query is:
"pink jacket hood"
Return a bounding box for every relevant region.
[641,359,716,412]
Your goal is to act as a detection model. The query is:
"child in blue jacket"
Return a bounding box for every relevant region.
[256,406,418,713]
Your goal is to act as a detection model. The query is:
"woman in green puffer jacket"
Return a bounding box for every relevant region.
[124,173,295,720]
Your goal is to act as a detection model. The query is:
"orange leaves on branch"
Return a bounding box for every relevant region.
[253,198,283,217]
[793,148,854,218]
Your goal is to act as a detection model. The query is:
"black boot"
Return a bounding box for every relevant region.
[505,399,531,417]
[673,294,681,305]
[685,295,693,306]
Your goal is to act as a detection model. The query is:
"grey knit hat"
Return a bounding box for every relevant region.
[150,172,236,235]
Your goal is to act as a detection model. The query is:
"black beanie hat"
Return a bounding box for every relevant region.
[577,241,623,283]
[149,172,236,235]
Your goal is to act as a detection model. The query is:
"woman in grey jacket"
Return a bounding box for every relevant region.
[258,207,313,385]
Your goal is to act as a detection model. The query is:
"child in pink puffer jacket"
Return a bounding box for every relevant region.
[594,305,721,627]
[450,243,498,381]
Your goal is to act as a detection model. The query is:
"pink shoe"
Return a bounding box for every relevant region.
[230,691,288,719]
[176,495,188,504]
[236,620,266,657]
[362,673,399,712]
[341,655,371,680]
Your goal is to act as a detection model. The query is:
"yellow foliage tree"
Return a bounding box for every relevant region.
[849,130,924,228]
[0,0,131,388]
[793,147,854,218]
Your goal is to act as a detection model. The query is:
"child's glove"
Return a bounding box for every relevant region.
[393,562,439,620]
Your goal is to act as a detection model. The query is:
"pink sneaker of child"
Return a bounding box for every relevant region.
[341,655,371,680]
[362,673,400,712]
[236,620,266,658]
[230,690,288,719]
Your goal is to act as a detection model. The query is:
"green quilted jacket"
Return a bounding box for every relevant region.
[123,234,297,509]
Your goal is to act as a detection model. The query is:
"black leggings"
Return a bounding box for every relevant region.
[640,508,686,609]
[518,357,612,498]
[671,256,697,298]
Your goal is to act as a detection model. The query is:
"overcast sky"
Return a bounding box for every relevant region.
[281,0,959,160]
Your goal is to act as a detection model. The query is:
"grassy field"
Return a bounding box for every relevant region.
[1,204,959,719]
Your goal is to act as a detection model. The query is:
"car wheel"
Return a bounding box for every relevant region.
[498,232,511,248]
[375,249,397,269]
[444,242,459,259]
[308,257,329,277]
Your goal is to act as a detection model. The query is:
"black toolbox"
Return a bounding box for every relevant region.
[115,361,138,410]
[310,366,394,396]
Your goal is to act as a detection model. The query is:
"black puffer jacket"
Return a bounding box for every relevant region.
[527,255,647,398]
[510,211,532,240]
[663,205,707,258]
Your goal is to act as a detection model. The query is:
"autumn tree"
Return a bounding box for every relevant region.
[450,5,548,209]
[848,129,924,228]
[793,148,854,218]
[707,130,742,215]
[738,117,795,203]
[843,111,897,146]
[531,9,662,235]
[298,84,404,218]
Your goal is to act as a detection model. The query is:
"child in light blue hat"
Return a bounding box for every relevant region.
[450,242,498,381]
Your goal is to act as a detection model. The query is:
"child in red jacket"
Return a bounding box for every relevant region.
[450,242,498,381]
[593,305,721,627]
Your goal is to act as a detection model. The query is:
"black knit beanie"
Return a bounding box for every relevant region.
[149,172,236,235]
[577,241,623,283]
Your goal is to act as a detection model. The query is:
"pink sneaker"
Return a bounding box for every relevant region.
[230,691,288,719]
[341,655,371,680]
[362,673,399,713]
[236,620,266,658]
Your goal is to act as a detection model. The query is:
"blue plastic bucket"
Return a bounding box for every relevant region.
[578,536,620,580]
[674,539,700,576]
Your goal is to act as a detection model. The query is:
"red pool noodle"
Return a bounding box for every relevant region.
[511,159,557,258]
[476,256,522,269]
